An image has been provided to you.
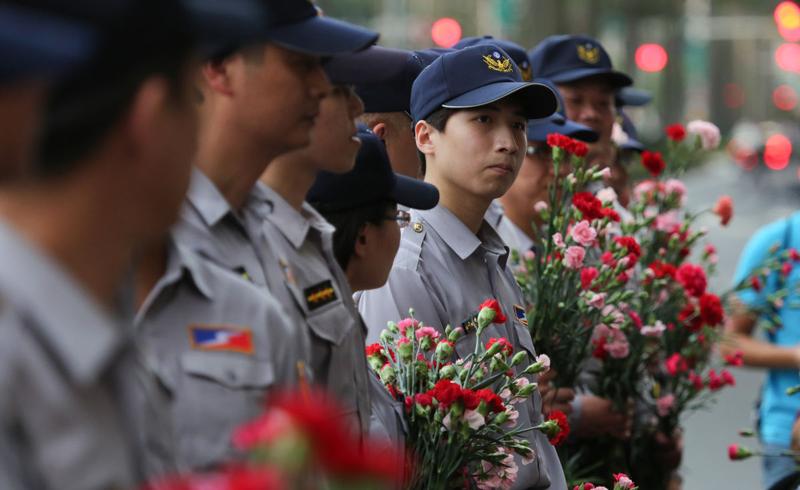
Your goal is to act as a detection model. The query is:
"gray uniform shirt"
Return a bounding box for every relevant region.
[358,205,567,490]
[0,220,141,490]
[134,238,301,474]
[247,183,371,435]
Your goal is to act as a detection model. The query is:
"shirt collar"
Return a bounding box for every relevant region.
[497,215,535,253]
[255,183,334,249]
[185,168,236,228]
[417,205,509,267]
[0,220,126,386]
[134,237,214,324]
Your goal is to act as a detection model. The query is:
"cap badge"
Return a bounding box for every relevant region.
[483,51,513,73]
[577,44,600,64]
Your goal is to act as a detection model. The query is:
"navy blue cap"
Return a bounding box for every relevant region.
[346,47,451,114]
[455,36,532,81]
[411,44,557,123]
[529,35,632,88]
[527,78,597,142]
[324,46,413,85]
[616,86,653,107]
[0,5,94,83]
[617,110,645,152]
[260,1,377,57]
[182,0,275,58]
[308,128,439,212]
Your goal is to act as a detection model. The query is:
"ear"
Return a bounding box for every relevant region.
[371,122,387,139]
[123,76,172,162]
[415,120,436,158]
[353,224,370,259]
[201,56,237,97]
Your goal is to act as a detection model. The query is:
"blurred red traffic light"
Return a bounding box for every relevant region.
[431,18,462,48]
[764,134,793,170]
[635,43,669,73]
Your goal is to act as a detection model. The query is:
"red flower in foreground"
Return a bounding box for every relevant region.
[641,150,666,177]
[614,236,642,262]
[542,410,570,446]
[713,195,733,226]
[479,299,507,323]
[580,267,599,290]
[665,353,688,376]
[675,263,708,297]
[142,465,284,490]
[648,260,677,280]
[665,123,687,142]
[750,276,763,292]
[475,388,506,413]
[547,133,574,151]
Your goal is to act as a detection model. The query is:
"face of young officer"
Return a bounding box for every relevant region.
[419,99,527,201]
[0,81,47,181]
[305,85,364,174]
[213,43,330,156]
[351,203,401,291]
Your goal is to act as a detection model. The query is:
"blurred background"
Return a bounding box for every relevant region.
[320,1,800,488]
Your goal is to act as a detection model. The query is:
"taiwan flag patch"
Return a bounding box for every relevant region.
[188,325,254,355]
[513,305,528,327]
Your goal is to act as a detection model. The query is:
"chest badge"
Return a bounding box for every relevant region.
[304,279,338,311]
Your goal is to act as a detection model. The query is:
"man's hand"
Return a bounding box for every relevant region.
[654,429,683,471]
[538,370,575,415]
[573,395,633,440]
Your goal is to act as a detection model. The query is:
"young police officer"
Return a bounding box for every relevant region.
[0,0,262,487]
[358,44,568,489]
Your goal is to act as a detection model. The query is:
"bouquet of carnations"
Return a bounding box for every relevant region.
[366,300,567,489]
[514,134,646,400]
[144,390,404,490]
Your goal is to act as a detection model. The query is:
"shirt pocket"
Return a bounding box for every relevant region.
[306,301,355,347]
[172,352,275,471]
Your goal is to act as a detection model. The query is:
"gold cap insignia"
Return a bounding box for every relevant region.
[482,51,513,73]
[577,44,600,64]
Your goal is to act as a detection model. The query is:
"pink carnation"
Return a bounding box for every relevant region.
[563,246,586,270]
[687,120,721,150]
[656,394,676,417]
[415,326,440,342]
[664,179,687,205]
[570,220,598,247]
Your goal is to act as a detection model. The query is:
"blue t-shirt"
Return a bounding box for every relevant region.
[733,212,800,447]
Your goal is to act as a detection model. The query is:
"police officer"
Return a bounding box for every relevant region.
[249,47,416,435]
[0,1,264,488]
[358,44,567,489]
[0,3,93,180]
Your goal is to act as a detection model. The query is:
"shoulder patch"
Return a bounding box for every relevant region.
[513,304,528,327]
[304,280,337,311]
[188,324,254,355]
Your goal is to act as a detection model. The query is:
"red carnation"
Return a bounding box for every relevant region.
[750,276,763,292]
[641,150,666,177]
[547,133,574,151]
[790,248,800,262]
[479,299,507,323]
[665,123,687,142]
[708,369,724,391]
[676,263,707,297]
[649,260,677,280]
[782,262,794,277]
[544,410,570,446]
[689,371,705,391]
[724,350,744,367]
[581,267,599,290]
[614,236,642,261]
[475,388,506,413]
[721,369,736,387]
[572,192,604,221]
[600,207,621,222]
[678,303,702,331]
[665,353,688,376]
[486,337,514,356]
[569,140,589,157]
[430,379,463,409]
[728,443,753,461]
[699,293,724,326]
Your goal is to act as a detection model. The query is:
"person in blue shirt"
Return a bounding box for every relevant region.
[724,212,800,490]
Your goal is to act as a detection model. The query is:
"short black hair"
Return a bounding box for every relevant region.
[417,107,457,177]
[311,200,396,270]
[36,23,193,178]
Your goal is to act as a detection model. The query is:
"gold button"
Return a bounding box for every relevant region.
[412,222,424,233]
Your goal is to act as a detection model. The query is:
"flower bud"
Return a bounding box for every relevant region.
[386,321,399,333]
[510,351,528,367]
[435,341,454,361]
[379,364,396,385]
[439,364,457,379]
[516,382,538,398]
[477,307,496,331]
[397,339,413,361]
[448,327,464,343]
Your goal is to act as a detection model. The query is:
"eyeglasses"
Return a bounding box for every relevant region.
[526,144,553,158]
[382,209,411,228]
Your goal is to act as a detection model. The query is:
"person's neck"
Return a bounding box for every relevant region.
[426,172,490,235]
[0,174,136,310]
[499,195,539,240]
[260,152,317,212]
[195,115,282,211]
[133,237,169,311]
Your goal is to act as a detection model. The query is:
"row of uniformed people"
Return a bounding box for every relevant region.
[0,2,667,489]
